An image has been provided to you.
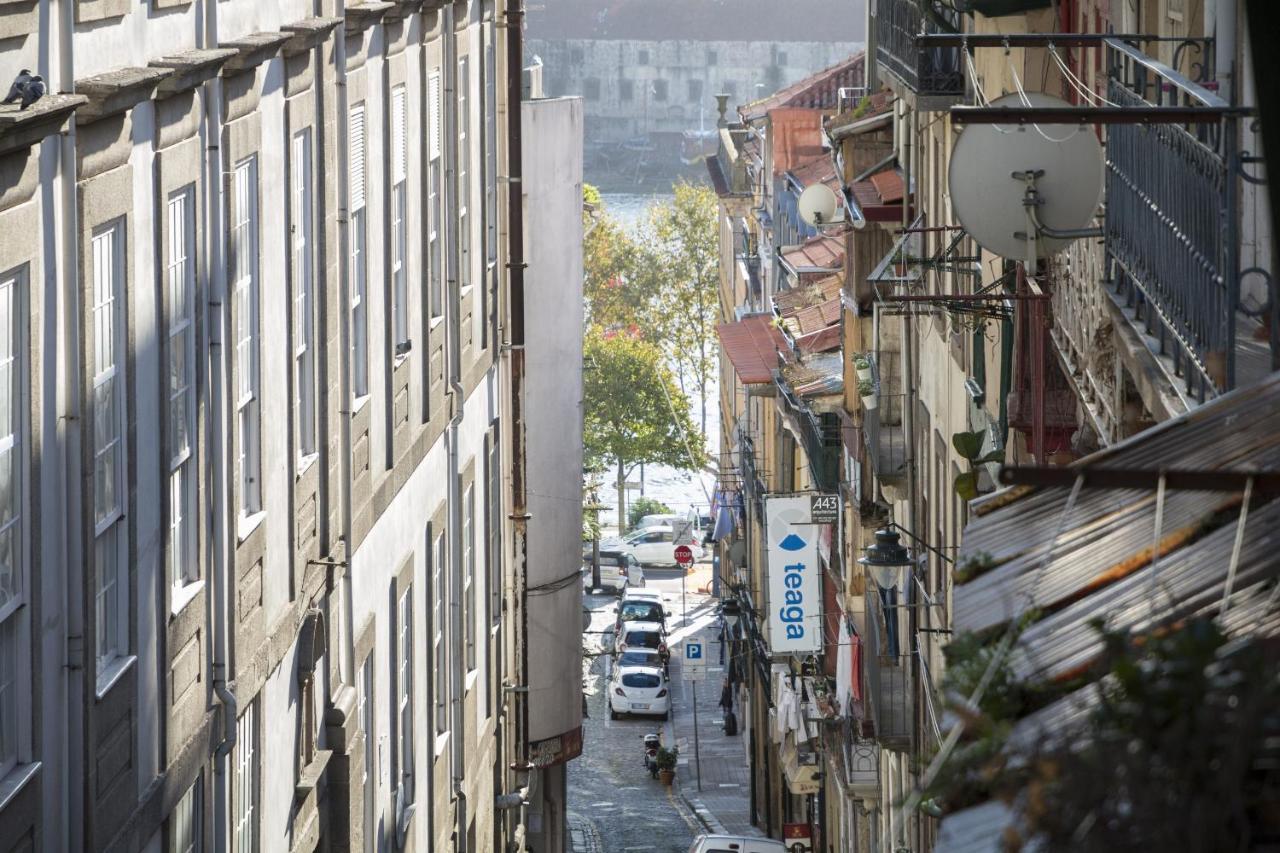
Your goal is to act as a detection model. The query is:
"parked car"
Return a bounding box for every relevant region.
[614,597,666,633]
[608,665,670,719]
[615,649,665,670]
[686,835,786,853]
[615,621,668,658]
[616,525,704,567]
[581,551,643,593]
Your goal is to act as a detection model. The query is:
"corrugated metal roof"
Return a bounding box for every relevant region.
[716,315,787,385]
[781,351,843,398]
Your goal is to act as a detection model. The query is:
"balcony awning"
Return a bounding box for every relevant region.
[780,351,843,399]
[775,274,842,315]
[779,231,846,277]
[717,315,788,385]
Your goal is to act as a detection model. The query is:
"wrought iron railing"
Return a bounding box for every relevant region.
[862,391,908,482]
[775,375,841,493]
[738,432,766,522]
[1103,38,1240,400]
[874,0,965,100]
[863,591,913,751]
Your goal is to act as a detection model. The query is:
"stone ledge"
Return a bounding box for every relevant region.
[218,31,293,75]
[345,1,395,34]
[0,93,86,156]
[384,0,426,23]
[75,66,168,124]
[282,15,344,57]
[149,48,240,97]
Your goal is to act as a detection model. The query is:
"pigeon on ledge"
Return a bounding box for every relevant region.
[20,75,44,110]
[2,69,31,105]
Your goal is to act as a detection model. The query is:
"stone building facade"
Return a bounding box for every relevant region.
[0,1,554,851]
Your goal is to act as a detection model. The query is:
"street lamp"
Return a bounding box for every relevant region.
[858,528,915,590]
[720,598,741,633]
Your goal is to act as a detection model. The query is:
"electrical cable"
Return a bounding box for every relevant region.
[1008,56,1083,144]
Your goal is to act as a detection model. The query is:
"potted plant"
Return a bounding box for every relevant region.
[852,353,874,385]
[656,746,679,785]
[857,377,877,411]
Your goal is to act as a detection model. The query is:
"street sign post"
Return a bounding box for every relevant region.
[684,642,705,792]
[674,544,694,567]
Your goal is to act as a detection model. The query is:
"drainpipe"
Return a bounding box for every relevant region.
[1214,0,1236,105]
[54,0,83,849]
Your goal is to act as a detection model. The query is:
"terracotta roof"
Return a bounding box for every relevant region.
[780,232,845,273]
[769,108,825,175]
[848,167,911,223]
[525,0,864,42]
[739,52,866,122]
[825,90,896,139]
[716,315,787,385]
[795,324,842,354]
[788,152,839,189]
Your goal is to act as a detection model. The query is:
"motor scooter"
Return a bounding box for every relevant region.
[642,733,661,779]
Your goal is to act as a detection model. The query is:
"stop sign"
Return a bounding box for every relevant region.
[674,545,694,567]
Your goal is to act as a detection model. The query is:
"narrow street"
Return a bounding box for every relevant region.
[569,565,724,852]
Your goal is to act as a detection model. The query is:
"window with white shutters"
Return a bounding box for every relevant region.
[0,266,27,780]
[428,72,443,320]
[293,130,317,464]
[392,87,409,354]
[234,701,258,852]
[457,57,472,293]
[349,105,369,398]
[230,159,261,518]
[396,587,414,814]
[432,530,447,734]
[167,188,199,601]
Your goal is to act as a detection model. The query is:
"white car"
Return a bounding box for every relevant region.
[615,621,668,658]
[582,551,643,593]
[617,525,705,567]
[608,665,670,719]
[686,835,786,853]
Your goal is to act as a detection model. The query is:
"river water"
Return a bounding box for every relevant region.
[593,192,720,532]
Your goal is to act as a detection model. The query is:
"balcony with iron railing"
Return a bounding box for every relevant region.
[1103,37,1277,402]
[859,352,908,482]
[874,0,966,104]
[863,583,914,752]
[775,373,842,493]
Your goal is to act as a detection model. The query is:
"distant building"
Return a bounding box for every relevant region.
[526,0,863,174]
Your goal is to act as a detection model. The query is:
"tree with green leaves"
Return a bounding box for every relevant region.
[583,198,655,336]
[636,181,720,441]
[583,328,706,527]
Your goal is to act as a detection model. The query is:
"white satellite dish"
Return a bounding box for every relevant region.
[949,92,1104,263]
[797,182,845,228]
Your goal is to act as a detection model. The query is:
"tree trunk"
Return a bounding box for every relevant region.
[616,457,627,535]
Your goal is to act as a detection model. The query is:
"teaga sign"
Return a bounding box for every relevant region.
[764,495,822,654]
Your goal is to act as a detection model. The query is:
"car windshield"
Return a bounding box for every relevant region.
[624,630,661,649]
[621,672,662,688]
[619,602,663,622]
[618,650,661,667]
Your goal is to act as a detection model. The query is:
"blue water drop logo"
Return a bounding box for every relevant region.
[779,533,806,551]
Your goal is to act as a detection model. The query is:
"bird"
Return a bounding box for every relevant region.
[2,70,30,105]
[20,75,44,110]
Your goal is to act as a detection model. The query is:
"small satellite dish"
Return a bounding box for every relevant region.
[797,182,844,228]
[949,92,1104,262]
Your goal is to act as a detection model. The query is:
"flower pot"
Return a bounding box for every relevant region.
[856,367,873,384]
[659,769,676,785]
[861,394,878,411]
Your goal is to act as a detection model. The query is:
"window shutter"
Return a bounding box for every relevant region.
[392,88,407,184]
[349,105,366,211]
[429,72,441,160]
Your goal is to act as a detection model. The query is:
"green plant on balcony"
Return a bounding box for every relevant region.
[852,353,874,385]
[857,377,877,411]
[951,429,1004,501]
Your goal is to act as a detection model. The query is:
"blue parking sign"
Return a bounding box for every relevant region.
[686,642,703,660]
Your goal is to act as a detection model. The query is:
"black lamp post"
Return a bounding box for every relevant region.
[857,527,915,590]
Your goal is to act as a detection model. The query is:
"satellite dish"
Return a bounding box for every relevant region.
[949,92,1104,262]
[797,182,844,228]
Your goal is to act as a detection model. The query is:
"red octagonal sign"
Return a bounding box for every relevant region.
[674,545,694,567]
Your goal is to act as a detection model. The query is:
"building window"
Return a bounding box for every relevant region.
[486,429,501,627]
[637,48,649,65]
[349,104,369,399]
[230,159,261,518]
[619,78,634,101]
[0,268,26,781]
[463,483,475,672]
[233,701,258,852]
[570,45,584,64]
[457,56,472,296]
[396,588,414,814]
[653,79,668,101]
[92,222,129,680]
[777,49,788,66]
[724,80,738,98]
[428,72,443,320]
[292,130,317,465]
[707,49,718,66]
[358,656,375,853]
[583,77,601,101]
[482,39,497,351]
[169,778,201,853]
[432,531,446,734]
[688,78,703,103]
[167,188,199,602]
[391,87,410,356]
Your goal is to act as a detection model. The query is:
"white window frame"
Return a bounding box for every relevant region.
[457,56,472,295]
[463,483,475,673]
[428,72,443,321]
[293,129,318,468]
[391,86,410,357]
[0,267,29,782]
[91,222,130,686]
[349,104,370,400]
[167,188,200,609]
[233,701,258,853]
[482,38,497,351]
[396,588,414,813]
[169,777,201,853]
[432,531,447,735]
[231,159,262,523]
[358,656,375,853]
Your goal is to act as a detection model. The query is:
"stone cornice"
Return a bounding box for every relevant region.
[281,15,344,58]
[344,1,395,35]
[218,31,293,76]
[74,66,168,125]
[0,93,87,157]
[384,0,426,23]
[149,48,241,97]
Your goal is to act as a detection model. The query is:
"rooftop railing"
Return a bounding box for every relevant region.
[874,0,965,102]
